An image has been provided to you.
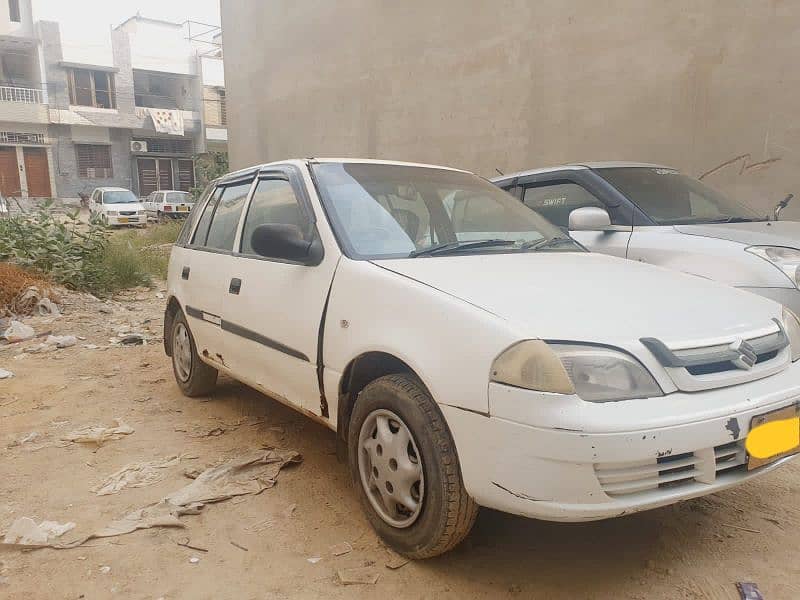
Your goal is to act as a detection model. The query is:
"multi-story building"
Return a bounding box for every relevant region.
[0,3,226,201]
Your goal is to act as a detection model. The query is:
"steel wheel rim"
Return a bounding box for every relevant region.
[357,408,425,528]
[173,322,192,382]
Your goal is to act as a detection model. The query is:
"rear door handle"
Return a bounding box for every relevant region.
[181,266,190,280]
[229,278,242,295]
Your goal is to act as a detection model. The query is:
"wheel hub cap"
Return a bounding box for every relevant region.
[173,322,192,382]
[358,409,424,528]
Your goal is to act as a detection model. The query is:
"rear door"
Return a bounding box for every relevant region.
[218,167,338,416]
[0,147,20,197]
[175,176,255,363]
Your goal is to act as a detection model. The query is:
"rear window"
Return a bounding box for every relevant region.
[166,192,191,203]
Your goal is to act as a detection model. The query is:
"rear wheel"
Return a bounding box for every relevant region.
[348,373,478,558]
[170,311,217,397]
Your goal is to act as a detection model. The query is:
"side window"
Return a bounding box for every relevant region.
[204,180,252,251]
[191,186,223,246]
[240,178,310,256]
[523,183,604,228]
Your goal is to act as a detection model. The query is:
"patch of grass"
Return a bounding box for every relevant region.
[99,221,183,289]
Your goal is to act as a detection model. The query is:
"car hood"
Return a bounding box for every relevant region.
[675,221,800,248]
[372,252,782,347]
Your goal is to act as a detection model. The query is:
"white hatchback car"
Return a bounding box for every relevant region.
[143,190,194,221]
[164,159,800,558]
[89,187,147,227]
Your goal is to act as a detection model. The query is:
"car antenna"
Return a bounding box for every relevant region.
[495,168,504,176]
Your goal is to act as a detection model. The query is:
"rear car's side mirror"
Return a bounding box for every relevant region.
[569,206,612,231]
[250,223,322,264]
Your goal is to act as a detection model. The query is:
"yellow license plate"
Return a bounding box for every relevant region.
[178,206,189,212]
[118,217,129,223]
[746,404,800,470]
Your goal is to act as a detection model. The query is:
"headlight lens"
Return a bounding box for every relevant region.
[491,341,663,402]
[746,246,800,288]
[783,308,800,362]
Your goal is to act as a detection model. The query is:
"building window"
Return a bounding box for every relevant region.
[68,69,116,109]
[8,0,20,22]
[203,86,226,127]
[219,89,226,126]
[75,144,112,178]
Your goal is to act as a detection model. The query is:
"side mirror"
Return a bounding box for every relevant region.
[250,223,317,263]
[569,206,612,231]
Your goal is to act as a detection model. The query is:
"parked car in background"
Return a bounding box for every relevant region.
[492,163,800,314]
[143,190,194,222]
[89,187,147,227]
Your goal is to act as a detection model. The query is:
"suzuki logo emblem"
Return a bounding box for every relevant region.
[729,339,757,370]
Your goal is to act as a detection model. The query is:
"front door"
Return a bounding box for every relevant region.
[0,147,20,197]
[520,180,632,258]
[219,171,339,416]
[23,147,51,198]
[177,159,194,192]
[138,158,174,196]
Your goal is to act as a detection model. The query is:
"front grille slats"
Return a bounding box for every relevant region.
[596,441,749,498]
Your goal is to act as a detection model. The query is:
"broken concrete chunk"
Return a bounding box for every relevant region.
[337,567,379,585]
[2,321,34,343]
[2,517,75,545]
[45,335,77,349]
[120,333,145,346]
[36,297,60,317]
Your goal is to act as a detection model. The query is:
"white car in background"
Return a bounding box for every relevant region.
[492,163,800,314]
[164,159,800,558]
[89,187,147,227]
[143,190,195,222]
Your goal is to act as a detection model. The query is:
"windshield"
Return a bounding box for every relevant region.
[166,192,191,203]
[595,167,765,225]
[313,163,578,259]
[102,190,137,204]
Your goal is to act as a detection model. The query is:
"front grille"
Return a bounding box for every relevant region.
[120,211,137,216]
[595,440,748,497]
[686,349,780,376]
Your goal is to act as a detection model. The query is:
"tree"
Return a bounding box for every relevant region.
[191,151,229,198]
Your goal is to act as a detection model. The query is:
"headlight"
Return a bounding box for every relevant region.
[106,211,118,216]
[491,341,663,402]
[746,246,800,289]
[783,308,800,362]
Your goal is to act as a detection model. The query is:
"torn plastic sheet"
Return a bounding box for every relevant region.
[93,455,193,496]
[0,448,301,551]
[3,518,75,545]
[61,419,134,446]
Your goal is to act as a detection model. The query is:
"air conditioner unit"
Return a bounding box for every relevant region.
[130,140,148,153]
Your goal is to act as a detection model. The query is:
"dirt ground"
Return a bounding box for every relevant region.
[1,287,799,600]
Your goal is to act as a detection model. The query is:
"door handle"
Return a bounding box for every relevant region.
[229,278,242,295]
[181,266,190,280]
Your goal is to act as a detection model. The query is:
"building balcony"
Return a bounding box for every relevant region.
[0,85,49,123]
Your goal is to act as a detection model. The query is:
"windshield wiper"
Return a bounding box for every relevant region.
[518,236,577,251]
[409,239,515,257]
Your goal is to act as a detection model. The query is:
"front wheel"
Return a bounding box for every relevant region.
[348,373,478,558]
[170,311,218,397]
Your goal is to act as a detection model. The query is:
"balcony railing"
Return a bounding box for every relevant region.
[0,86,43,104]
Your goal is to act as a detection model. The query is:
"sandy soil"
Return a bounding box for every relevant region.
[1,288,799,600]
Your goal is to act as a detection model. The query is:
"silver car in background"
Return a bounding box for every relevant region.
[493,163,800,314]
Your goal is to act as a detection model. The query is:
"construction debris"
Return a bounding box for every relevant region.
[62,419,134,446]
[0,369,12,379]
[330,542,353,557]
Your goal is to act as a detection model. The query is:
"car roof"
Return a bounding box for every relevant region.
[491,161,675,183]
[95,187,133,192]
[218,157,472,183]
[157,190,189,193]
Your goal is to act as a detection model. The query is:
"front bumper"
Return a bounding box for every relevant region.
[107,214,146,226]
[738,286,800,317]
[442,362,800,521]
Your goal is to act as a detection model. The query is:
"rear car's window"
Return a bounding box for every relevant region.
[523,183,604,228]
[166,192,191,203]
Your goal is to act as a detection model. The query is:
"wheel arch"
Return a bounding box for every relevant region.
[336,351,432,449]
[163,295,184,356]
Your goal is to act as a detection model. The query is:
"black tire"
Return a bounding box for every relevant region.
[170,310,217,397]
[347,373,478,558]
